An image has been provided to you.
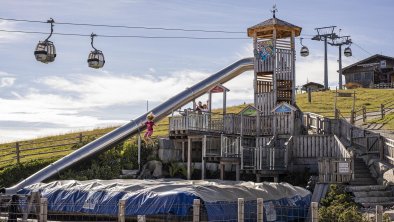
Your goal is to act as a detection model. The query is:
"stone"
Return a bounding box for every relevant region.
[138,160,163,179]
[383,169,394,185]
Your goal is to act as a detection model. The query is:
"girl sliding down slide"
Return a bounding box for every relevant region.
[143,112,155,144]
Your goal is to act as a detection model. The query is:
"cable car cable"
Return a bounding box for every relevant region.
[0,29,249,40]
[0,17,244,34]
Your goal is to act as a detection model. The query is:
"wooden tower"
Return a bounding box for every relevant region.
[248,12,302,115]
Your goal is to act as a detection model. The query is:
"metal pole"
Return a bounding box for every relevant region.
[324,37,328,89]
[338,44,343,89]
[138,135,141,170]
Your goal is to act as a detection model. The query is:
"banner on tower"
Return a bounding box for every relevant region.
[255,40,274,61]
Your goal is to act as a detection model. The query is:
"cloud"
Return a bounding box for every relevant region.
[0,20,25,44]
[0,77,15,87]
[39,70,212,107]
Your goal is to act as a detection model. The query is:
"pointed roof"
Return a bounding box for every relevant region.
[247,17,302,38]
[208,84,229,93]
[341,54,394,73]
[271,102,297,113]
[238,105,261,116]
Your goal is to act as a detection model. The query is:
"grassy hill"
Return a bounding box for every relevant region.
[297,88,394,117]
[0,88,393,170]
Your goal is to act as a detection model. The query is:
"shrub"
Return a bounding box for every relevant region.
[319,184,369,222]
[0,158,59,187]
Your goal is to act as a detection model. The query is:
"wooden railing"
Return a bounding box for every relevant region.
[169,113,274,136]
[317,135,353,183]
[372,82,394,88]
[383,137,394,165]
[0,131,108,169]
[220,135,240,158]
[303,112,330,134]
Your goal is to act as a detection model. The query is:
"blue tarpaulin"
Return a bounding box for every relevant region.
[18,179,311,221]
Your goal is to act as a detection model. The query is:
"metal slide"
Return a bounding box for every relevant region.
[5,58,254,194]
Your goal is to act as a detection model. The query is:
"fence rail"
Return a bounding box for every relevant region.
[0,194,388,222]
[0,194,316,222]
[303,112,331,134]
[0,131,108,169]
[350,100,394,124]
[372,82,394,88]
[383,137,394,165]
[169,113,276,136]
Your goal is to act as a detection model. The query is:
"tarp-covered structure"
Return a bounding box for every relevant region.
[18,179,311,221]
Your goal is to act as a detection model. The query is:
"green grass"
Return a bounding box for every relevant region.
[297,88,394,119]
[0,127,116,168]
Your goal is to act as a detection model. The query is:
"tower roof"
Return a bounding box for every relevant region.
[247,17,302,38]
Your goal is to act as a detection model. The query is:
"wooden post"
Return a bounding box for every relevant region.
[257,198,264,222]
[118,199,125,222]
[362,106,367,123]
[220,163,225,180]
[181,141,185,162]
[193,199,201,222]
[187,137,192,180]
[379,136,384,161]
[223,89,227,116]
[79,132,83,143]
[308,88,312,103]
[202,136,206,180]
[235,162,240,181]
[311,202,319,222]
[291,30,296,104]
[376,205,383,222]
[15,142,20,164]
[316,116,320,134]
[238,198,245,222]
[39,198,48,222]
[381,104,385,119]
[334,87,338,118]
[137,215,146,222]
[138,135,141,170]
[256,110,261,136]
[208,91,212,113]
[350,110,355,125]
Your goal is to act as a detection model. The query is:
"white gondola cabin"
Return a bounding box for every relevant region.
[87,33,105,69]
[344,47,352,57]
[300,46,309,57]
[87,50,105,69]
[34,40,56,63]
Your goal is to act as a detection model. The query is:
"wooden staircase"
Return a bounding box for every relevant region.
[349,158,377,185]
[346,185,394,208]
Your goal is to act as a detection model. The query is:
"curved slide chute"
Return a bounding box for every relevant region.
[5,57,254,194]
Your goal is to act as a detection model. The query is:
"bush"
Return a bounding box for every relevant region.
[0,158,59,187]
[0,137,161,188]
[319,184,368,222]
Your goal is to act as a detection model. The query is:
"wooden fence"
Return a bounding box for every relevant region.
[383,137,394,165]
[303,112,331,134]
[372,82,394,88]
[351,100,394,124]
[169,113,275,136]
[0,131,108,169]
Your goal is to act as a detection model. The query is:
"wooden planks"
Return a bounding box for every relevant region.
[291,135,351,159]
[255,92,275,115]
[318,158,353,183]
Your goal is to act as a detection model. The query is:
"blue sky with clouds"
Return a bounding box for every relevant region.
[0,0,393,141]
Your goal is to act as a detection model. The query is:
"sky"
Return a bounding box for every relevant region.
[0,0,393,142]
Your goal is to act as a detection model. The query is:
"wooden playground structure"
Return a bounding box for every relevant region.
[165,15,355,183]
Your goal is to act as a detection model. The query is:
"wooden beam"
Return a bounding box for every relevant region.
[202,135,207,180]
[187,137,192,180]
